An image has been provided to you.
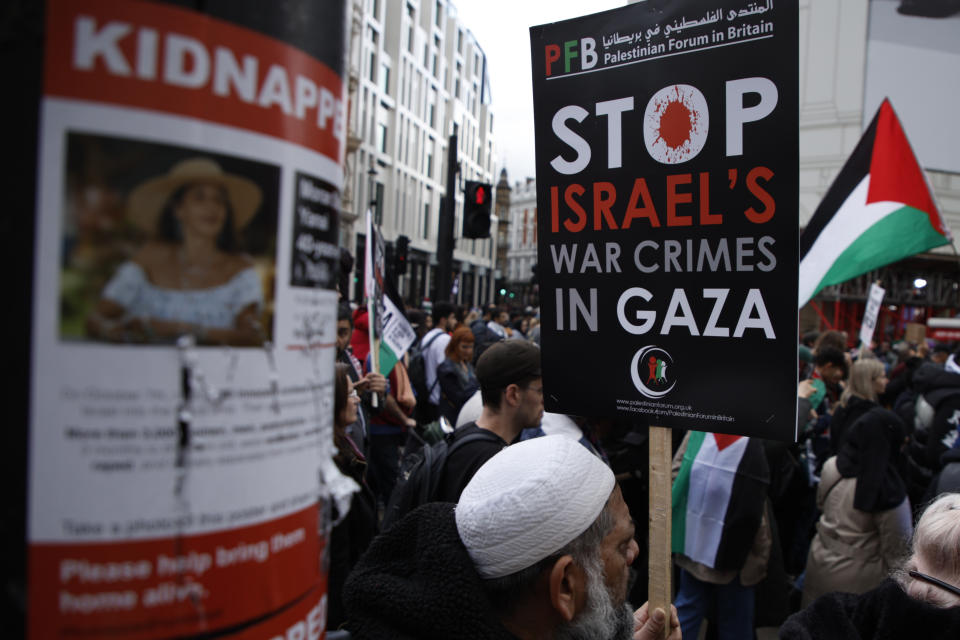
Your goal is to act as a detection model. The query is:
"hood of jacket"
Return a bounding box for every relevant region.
[913,362,960,394]
[343,502,518,640]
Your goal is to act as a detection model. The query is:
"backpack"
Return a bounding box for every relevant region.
[382,428,502,530]
[470,319,501,364]
[408,330,444,405]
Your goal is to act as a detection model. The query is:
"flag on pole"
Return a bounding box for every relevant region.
[364,210,416,375]
[377,274,416,376]
[798,99,950,307]
[365,209,384,376]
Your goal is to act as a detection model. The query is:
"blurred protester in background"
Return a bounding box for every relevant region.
[802,405,912,606]
[783,491,960,639]
[328,363,377,630]
[437,327,480,425]
[830,358,888,455]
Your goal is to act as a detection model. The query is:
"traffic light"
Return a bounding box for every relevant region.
[463,180,492,239]
[395,234,409,275]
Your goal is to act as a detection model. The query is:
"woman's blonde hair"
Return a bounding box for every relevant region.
[897,492,960,607]
[839,357,885,407]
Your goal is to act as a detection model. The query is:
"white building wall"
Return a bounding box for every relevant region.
[342,0,498,299]
[506,178,538,283]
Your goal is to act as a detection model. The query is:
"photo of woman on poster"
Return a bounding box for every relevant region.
[85,157,268,346]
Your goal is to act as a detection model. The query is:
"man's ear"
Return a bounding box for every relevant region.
[503,383,522,409]
[547,555,585,622]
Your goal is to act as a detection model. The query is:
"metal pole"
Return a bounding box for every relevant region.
[436,133,457,303]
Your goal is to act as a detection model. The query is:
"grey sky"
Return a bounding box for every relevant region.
[453,1,625,183]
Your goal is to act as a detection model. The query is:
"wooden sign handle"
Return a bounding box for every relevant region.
[648,425,672,638]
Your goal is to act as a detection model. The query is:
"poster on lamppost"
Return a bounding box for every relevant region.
[28,0,350,637]
[530,0,799,441]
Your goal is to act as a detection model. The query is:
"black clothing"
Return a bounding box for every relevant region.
[343,502,519,640]
[328,437,378,630]
[469,318,501,364]
[436,359,479,425]
[835,407,907,513]
[780,578,960,639]
[925,445,960,502]
[830,396,875,455]
[911,363,960,470]
[435,423,507,503]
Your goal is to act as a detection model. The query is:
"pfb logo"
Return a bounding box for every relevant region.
[630,345,677,399]
[544,38,597,76]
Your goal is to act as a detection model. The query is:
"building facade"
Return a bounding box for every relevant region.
[504,174,538,306]
[342,0,498,308]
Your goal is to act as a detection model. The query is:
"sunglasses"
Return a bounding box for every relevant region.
[909,570,960,598]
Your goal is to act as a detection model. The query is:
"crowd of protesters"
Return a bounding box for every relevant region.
[327,255,959,638]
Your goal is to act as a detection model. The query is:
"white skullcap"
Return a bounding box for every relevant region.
[455,434,615,579]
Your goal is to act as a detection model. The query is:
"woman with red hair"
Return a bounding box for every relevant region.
[436,327,480,425]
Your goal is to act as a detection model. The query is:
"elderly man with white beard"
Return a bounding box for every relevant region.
[343,435,681,640]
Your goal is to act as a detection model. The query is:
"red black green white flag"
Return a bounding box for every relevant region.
[798,99,950,306]
[671,431,769,571]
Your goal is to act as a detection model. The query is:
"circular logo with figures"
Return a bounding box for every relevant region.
[630,346,677,398]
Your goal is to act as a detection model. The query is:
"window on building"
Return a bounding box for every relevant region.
[377,122,388,153]
[368,48,377,83]
[428,88,437,128]
[457,29,463,53]
[426,138,434,178]
[435,0,443,26]
[406,4,415,53]
[423,201,431,239]
[454,61,461,98]
[380,63,390,93]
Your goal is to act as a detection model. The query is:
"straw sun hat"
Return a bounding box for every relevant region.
[127,157,263,233]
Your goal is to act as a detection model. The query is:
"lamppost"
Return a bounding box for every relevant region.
[367,155,379,225]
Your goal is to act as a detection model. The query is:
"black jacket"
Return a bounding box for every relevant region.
[780,578,960,639]
[910,363,960,470]
[344,502,518,640]
[830,396,876,456]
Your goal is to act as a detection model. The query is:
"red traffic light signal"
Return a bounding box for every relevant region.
[463,180,492,239]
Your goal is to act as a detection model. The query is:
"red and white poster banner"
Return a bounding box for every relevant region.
[29,1,349,637]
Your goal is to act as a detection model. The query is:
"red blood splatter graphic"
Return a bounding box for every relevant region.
[658,100,692,149]
[645,84,708,164]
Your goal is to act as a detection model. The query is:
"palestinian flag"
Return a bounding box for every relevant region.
[365,210,416,375]
[671,431,769,571]
[798,99,950,306]
[376,270,416,375]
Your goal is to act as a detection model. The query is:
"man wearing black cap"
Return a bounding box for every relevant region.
[434,339,544,503]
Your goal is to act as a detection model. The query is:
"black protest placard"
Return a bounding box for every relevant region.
[530,0,798,441]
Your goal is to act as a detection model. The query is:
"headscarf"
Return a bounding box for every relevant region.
[836,407,907,512]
